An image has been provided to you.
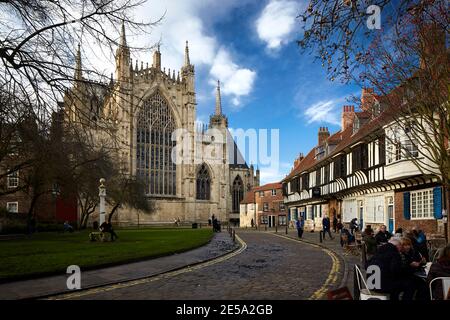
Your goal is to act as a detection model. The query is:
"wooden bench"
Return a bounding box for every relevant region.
[89,232,111,242]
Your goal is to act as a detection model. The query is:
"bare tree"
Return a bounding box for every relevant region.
[0,0,160,134]
[297,0,449,241]
[106,172,154,224]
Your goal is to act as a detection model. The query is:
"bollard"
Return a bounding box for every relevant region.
[319,230,323,243]
[275,224,278,233]
[232,229,236,242]
[285,224,288,235]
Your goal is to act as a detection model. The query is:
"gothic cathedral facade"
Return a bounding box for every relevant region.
[63,24,259,225]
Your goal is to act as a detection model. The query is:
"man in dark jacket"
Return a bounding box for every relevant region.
[332,215,338,233]
[375,225,392,245]
[367,238,415,300]
[322,215,333,240]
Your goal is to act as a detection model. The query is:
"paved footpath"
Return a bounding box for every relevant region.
[58,230,339,300]
[0,232,238,300]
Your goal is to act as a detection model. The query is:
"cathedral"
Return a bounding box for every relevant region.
[63,24,259,225]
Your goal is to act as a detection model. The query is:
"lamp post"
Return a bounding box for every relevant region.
[99,178,106,225]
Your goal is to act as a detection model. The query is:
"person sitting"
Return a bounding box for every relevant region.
[399,237,429,300]
[63,221,74,233]
[367,238,415,300]
[349,218,359,234]
[394,227,403,238]
[100,221,118,241]
[412,227,429,261]
[362,225,377,259]
[340,228,355,247]
[375,225,392,246]
[427,244,450,300]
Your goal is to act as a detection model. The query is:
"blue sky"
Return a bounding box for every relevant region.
[126,0,362,184]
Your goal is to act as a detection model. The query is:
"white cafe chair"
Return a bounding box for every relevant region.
[355,264,390,300]
[429,277,450,300]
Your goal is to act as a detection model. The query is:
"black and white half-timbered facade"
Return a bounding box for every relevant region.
[282,89,445,236]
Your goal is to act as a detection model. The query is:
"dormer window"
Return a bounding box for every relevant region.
[315,145,325,160]
[353,117,360,134]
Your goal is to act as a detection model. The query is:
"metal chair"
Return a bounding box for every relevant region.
[429,277,450,300]
[354,264,390,300]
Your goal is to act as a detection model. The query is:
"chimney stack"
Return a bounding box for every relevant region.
[361,88,375,111]
[293,153,305,168]
[318,127,330,145]
[341,105,355,131]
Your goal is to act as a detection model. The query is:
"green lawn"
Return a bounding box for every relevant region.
[0,228,213,281]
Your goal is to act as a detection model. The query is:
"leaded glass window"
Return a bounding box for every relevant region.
[232,175,243,212]
[196,164,211,200]
[136,92,176,196]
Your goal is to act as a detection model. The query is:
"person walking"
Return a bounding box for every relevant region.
[332,214,338,233]
[296,217,304,238]
[322,215,333,240]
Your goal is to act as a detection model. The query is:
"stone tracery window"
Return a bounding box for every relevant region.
[196,164,211,200]
[232,175,243,212]
[136,91,176,196]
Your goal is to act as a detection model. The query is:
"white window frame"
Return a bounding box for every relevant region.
[365,195,385,223]
[271,189,276,196]
[7,170,19,188]
[261,215,268,224]
[410,188,434,220]
[6,202,18,213]
[263,202,269,212]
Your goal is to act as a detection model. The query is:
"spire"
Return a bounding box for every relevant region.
[74,44,82,82]
[215,80,222,115]
[184,41,191,66]
[153,44,161,70]
[119,21,127,48]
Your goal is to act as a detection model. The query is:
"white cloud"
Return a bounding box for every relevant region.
[256,0,300,50]
[209,48,256,107]
[259,162,291,184]
[130,0,256,108]
[303,100,341,126]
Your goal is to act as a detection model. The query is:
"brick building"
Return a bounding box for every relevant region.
[282,88,446,238]
[240,182,286,228]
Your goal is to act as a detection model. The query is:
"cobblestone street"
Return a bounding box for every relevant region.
[66,230,339,300]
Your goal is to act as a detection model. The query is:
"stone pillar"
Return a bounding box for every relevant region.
[99,178,106,225]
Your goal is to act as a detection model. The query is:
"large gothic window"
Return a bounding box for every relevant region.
[136,92,176,196]
[196,164,211,200]
[232,175,244,212]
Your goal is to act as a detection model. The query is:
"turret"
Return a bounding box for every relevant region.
[215,80,222,115]
[74,44,82,85]
[181,41,195,93]
[153,44,161,70]
[115,21,130,80]
[209,80,228,128]
[255,167,260,187]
